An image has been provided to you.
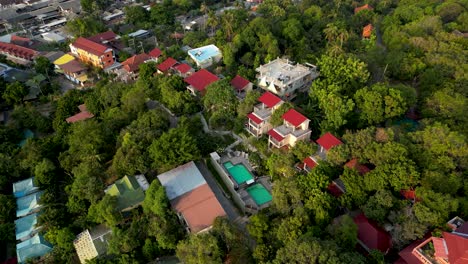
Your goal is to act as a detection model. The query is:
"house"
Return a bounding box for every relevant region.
[256,58,318,99]
[344,158,370,175]
[184,69,219,96]
[354,4,374,14]
[16,191,43,218]
[327,179,346,198]
[56,58,88,86]
[15,213,40,241]
[119,53,154,81]
[69,37,115,69]
[128,29,150,39]
[157,57,178,74]
[230,75,253,97]
[0,42,38,65]
[363,24,374,38]
[87,31,120,45]
[246,91,283,137]
[187,44,222,68]
[268,109,311,149]
[74,225,112,264]
[41,32,66,43]
[157,161,226,233]
[13,177,39,198]
[173,63,194,77]
[16,234,52,264]
[104,175,146,212]
[66,104,94,123]
[148,48,162,60]
[397,217,468,264]
[353,213,392,254]
[316,132,343,157]
[303,156,318,173]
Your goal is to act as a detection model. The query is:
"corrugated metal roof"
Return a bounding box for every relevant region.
[157,161,206,200]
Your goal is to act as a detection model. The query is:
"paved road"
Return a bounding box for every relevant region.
[195,161,240,222]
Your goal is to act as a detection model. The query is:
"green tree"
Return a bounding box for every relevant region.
[203,80,238,127]
[328,215,358,250]
[2,81,27,105]
[143,180,170,217]
[269,103,293,127]
[247,213,270,243]
[362,190,395,223]
[176,233,223,264]
[88,195,123,226]
[273,238,341,264]
[34,56,54,79]
[149,127,200,172]
[237,90,260,117]
[291,140,318,161]
[0,194,15,242]
[34,158,56,187]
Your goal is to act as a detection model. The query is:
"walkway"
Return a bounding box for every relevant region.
[197,112,243,151]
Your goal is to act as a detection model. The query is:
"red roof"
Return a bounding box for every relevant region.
[171,183,226,233]
[354,4,374,14]
[258,91,282,108]
[433,237,449,259]
[363,24,374,38]
[0,42,37,60]
[247,113,262,124]
[444,231,468,264]
[303,156,317,170]
[11,35,31,47]
[184,69,219,92]
[149,48,162,58]
[72,37,109,56]
[59,60,85,73]
[354,213,392,253]
[268,129,285,142]
[345,159,370,175]
[66,104,94,123]
[282,109,308,127]
[397,235,432,264]
[122,53,151,73]
[87,31,118,43]
[157,57,177,72]
[327,182,344,198]
[230,75,250,91]
[173,63,192,74]
[400,189,417,200]
[316,132,343,151]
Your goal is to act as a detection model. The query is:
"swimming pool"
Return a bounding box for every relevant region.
[223,162,254,185]
[246,183,272,206]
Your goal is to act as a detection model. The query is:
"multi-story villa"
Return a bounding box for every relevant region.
[256,58,318,99]
[246,91,283,137]
[268,109,311,149]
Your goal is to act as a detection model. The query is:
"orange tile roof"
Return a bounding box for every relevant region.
[72,37,109,56]
[0,42,37,60]
[170,184,226,233]
[121,53,151,73]
[363,24,374,38]
[354,4,374,14]
[345,158,370,175]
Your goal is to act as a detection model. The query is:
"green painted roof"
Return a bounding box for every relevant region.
[107,176,144,211]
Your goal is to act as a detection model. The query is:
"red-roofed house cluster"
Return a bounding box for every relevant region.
[301,132,343,172]
[397,216,468,264]
[157,57,194,78]
[116,48,161,82]
[246,91,284,137]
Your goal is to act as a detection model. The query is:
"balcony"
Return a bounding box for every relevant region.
[253,104,273,120]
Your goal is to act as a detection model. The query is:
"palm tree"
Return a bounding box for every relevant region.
[222,12,234,41]
[207,10,218,36]
[200,2,209,32]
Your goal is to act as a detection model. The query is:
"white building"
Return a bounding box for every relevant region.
[256,58,319,99]
[187,44,222,68]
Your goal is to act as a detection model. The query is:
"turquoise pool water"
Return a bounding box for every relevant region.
[223,162,254,185]
[246,183,272,206]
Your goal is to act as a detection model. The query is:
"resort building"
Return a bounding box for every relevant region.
[73,225,112,264]
[13,177,39,198]
[268,109,311,149]
[231,75,253,97]
[184,69,219,96]
[69,37,116,69]
[187,44,222,68]
[15,213,40,241]
[354,213,392,254]
[246,91,283,137]
[0,41,38,65]
[256,58,318,99]
[316,132,343,157]
[16,234,53,264]
[157,57,178,74]
[157,161,226,233]
[53,54,88,86]
[104,175,147,212]
[16,191,43,218]
[117,53,155,82]
[66,104,94,123]
[397,217,468,264]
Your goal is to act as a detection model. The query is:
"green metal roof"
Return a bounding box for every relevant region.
[106,176,144,211]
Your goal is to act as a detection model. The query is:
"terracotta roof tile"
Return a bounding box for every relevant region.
[258,91,282,108]
[316,132,343,151]
[363,24,374,38]
[0,42,37,60]
[157,57,177,72]
[72,37,109,56]
[184,69,219,92]
[122,53,151,73]
[230,75,250,91]
[282,109,308,127]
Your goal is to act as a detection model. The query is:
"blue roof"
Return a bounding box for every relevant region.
[15,213,39,241]
[18,129,34,147]
[16,191,43,218]
[188,45,221,63]
[157,161,206,200]
[13,177,39,198]
[16,234,53,263]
